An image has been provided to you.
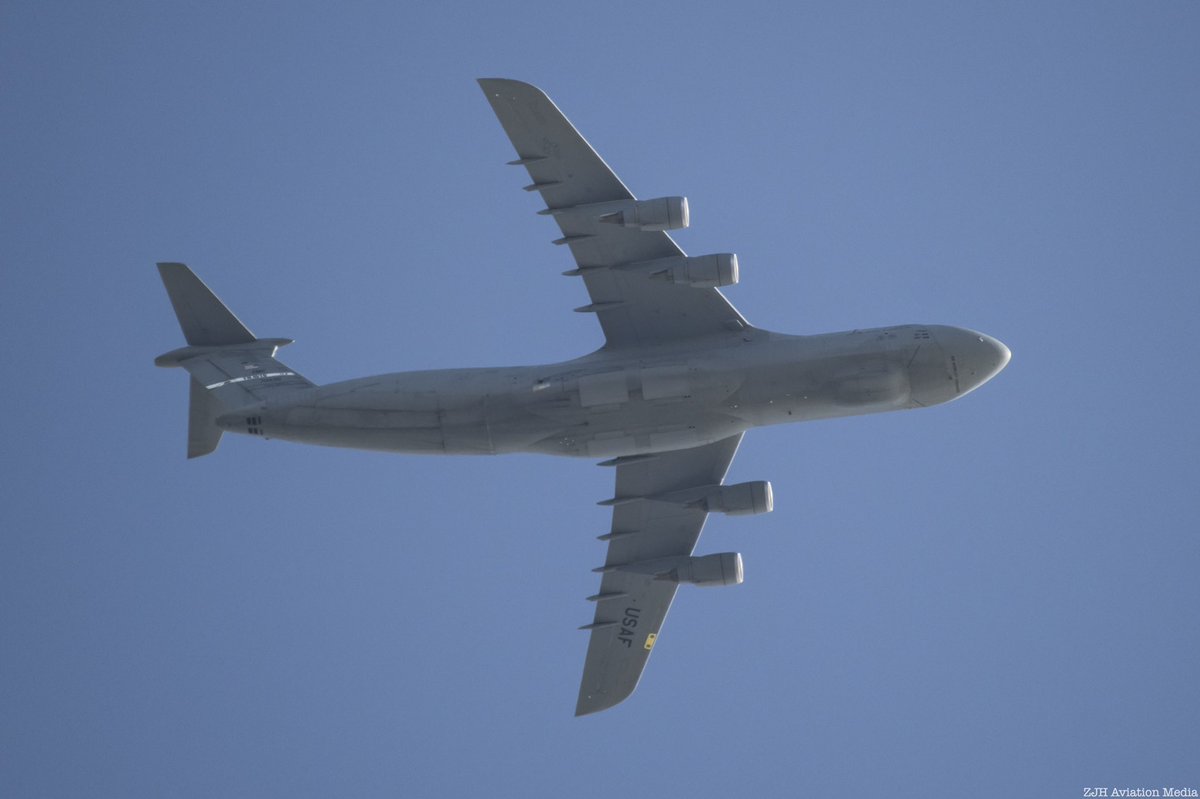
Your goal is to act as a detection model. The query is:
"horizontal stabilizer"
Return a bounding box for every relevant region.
[156,262,315,458]
[188,376,223,458]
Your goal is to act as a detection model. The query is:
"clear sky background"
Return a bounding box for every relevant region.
[3,2,1198,797]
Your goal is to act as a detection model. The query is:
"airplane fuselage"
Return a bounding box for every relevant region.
[219,323,1008,458]
[158,77,1015,716]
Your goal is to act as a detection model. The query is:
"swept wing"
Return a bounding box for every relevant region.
[577,435,745,715]
[478,78,748,348]
[479,79,765,714]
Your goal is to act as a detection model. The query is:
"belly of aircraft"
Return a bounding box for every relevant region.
[258,384,750,458]
[244,334,928,457]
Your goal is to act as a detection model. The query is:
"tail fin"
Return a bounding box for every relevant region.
[158,261,257,347]
[155,263,314,458]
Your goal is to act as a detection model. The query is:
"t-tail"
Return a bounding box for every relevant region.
[155,262,314,458]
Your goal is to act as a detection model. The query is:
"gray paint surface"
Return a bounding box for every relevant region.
[5,5,1199,796]
[156,81,1009,715]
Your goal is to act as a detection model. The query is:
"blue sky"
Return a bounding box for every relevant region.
[3,2,1198,796]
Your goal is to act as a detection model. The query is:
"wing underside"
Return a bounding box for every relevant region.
[478,78,756,715]
[576,434,743,715]
[478,78,748,348]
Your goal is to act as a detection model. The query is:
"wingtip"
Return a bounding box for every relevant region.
[575,674,641,717]
[477,77,543,97]
[574,690,632,717]
[574,700,599,717]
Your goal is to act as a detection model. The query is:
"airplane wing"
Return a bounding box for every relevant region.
[576,434,744,715]
[478,78,749,348]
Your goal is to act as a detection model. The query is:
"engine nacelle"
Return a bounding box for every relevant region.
[704,481,773,516]
[601,196,689,231]
[665,552,744,587]
[649,253,739,288]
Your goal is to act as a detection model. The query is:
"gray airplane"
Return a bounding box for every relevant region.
[156,78,1010,716]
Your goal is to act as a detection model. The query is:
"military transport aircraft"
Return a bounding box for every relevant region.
[156,78,1010,716]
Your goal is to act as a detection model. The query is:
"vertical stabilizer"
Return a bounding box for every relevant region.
[158,262,256,346]
[156,262,314,458]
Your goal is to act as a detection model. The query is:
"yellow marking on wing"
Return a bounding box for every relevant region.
[644,633,657,651]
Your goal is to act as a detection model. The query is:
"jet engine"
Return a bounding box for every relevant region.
[662,552,744,587]
[600,196,689,231]
[643,253,739,288]
[703,481,773,515]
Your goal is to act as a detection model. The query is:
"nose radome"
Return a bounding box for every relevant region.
[943,326,1010,393]
[978,332,1011,379]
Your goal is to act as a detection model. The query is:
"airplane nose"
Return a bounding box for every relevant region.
[934,326,1011,396]
[967,331,1011,385]
[978,332,1011,378]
